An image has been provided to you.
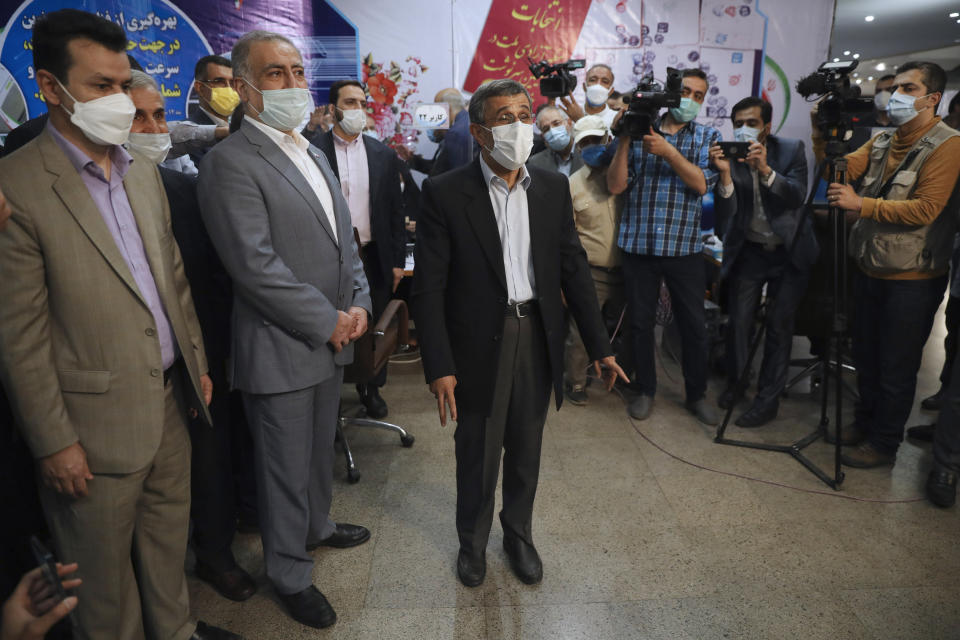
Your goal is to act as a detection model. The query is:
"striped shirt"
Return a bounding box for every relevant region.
[612,117,720,257]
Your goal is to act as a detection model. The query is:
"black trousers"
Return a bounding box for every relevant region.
[362,242,393,388]
[938,294,960,390]
[188,356,256,571]
[725,243,810,408]
[934,341,960,472]
[853,272,947,454]
[623,252,707,401]
[454,312,552,557]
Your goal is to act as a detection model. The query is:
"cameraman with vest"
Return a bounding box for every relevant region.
[814,61,960,469]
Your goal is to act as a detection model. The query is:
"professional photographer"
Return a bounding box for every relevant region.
[607,68,721,424]
[710,97,813,427]
[814,61,960,469]
[558,63,619,128]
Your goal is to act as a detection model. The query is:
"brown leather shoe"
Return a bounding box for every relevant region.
[840,442,896,469]
[824,423,866,446]
[195,562,256,602]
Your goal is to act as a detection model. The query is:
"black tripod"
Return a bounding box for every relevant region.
[715,145,852,490]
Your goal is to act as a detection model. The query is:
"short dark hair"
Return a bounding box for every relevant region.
[897,61,947,96]
[949,92,960,115]
[329,80,365,108]
[682,68,709,88]
[127,54,144,72]
[33,9,127,81]
[194,55,232,81]
[731,96,772,125]
[877,74,895,84]
[468,79,532,124]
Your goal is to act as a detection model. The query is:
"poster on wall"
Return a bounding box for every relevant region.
[0,0,359,142]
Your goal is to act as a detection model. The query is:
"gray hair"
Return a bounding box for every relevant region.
[586,63,615,82]
[468,79,532,125]
[129,69,163,104]
[535,105,567,128]
[231,30,300,81]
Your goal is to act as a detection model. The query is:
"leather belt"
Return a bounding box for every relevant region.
[505,300,538,318]
[590,265,622,274]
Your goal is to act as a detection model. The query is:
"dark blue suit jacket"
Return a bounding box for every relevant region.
[715,136,817,276]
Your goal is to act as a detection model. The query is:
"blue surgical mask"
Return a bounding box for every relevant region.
[427,128,443,143]
[733,126,761,143]
[886,91,927,126]
[669,97,701,123]
[580,144,607,168]
[543,125,571,152]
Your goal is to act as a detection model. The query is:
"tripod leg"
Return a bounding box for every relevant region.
[716,306,767,440]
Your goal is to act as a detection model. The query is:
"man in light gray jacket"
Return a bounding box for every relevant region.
[198,30,371,630]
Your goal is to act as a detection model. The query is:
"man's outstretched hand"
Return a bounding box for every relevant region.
[429,375,458,427]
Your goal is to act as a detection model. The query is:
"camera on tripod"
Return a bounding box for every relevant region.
[796,60,874,137]
[528,58,586,99]
[611,67,682,138]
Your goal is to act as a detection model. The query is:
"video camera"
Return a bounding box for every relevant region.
[611,67,682,138]
[528,58,586,99]
[796,60,873,139]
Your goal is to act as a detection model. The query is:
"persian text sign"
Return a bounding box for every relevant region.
[463,0,591,102]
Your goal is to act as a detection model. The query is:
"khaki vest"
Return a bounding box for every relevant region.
[849,121,960,275]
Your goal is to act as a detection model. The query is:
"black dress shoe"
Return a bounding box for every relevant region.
[357,384,388,419]
[735,402,778,429]
[195,562,257,602]
[503,536,542,585]
[921,389,944,411]
[278,585,337,629]
[906,423,935,442]
[926,468,957,508]
[456,549,485,587]
[191,620,245,639]
[307,523,370,550]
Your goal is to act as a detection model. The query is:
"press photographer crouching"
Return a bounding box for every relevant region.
[607,68,721,425]
[815,61,960,469]
[710,97,814,428]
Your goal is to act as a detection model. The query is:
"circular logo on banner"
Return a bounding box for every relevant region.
[0,0,212,127]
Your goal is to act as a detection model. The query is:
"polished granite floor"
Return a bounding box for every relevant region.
[187,310,960,640]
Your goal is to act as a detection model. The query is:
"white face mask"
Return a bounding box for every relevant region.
[585,83,611,108]
[873,90,891,111]
[733,126,761,143]
[338,108,366,136]
[244,79,312,131]
[127,132,172,164]
[56,78,135,146]
[886,91,928,127]
[482,121,534,171]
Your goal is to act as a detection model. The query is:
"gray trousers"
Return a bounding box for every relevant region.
[454,312,552,557]
[40,370,194,640]
[242,370,341,595]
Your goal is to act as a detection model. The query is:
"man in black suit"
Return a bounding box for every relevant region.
[710,97,813,427]
[309,79,406,418]
[412,79,627,587]
[127,69,257,602]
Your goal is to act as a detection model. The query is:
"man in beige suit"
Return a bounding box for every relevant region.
[0,10,239,640]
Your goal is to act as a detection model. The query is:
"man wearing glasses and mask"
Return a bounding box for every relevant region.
[168,55,238,168]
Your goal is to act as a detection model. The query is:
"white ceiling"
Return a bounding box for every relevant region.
[830,0,960,65]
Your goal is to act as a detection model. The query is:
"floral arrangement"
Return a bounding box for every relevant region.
[362,53,428,149]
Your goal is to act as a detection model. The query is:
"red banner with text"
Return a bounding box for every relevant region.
[463,0,592,102]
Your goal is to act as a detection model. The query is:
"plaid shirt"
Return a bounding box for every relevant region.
[611,117,720,257]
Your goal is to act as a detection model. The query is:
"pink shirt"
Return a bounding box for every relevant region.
[332,130,371,244]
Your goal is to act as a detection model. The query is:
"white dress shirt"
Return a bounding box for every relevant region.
[332,130,372,245]
[246,117,338,243]
[479,154,537,303]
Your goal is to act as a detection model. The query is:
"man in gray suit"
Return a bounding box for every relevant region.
[198,31,372,630]
[528,106,583,176]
